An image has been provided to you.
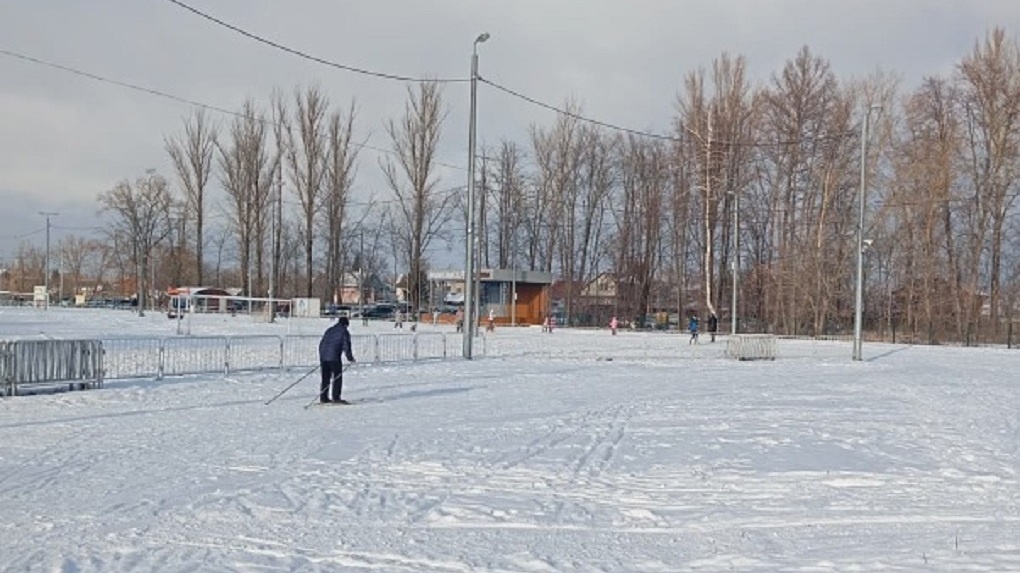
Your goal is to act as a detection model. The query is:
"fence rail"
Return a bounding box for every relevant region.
[1,339,104,396]
[98,332,474,382]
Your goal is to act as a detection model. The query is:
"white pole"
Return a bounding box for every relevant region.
[731,190,738,335]
[511,245,517,327]
[853,105,879,361]
[463,32,489,359]
[39,211,57,310]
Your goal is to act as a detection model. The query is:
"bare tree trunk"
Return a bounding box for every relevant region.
[382,82,451,316]
[165,109,217,286]
[98,170,173,317]
[286,87,329,298]
[323,102,360,305]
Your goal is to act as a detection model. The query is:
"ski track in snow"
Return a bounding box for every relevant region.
[1,310,1019,571]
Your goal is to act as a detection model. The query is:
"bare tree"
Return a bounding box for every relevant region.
[956,27,1020,337]
[322,102,360,304]
[165,109,217,285]
[286,86,329,298]
[98,169,173,316]
[611,136,665,324]
[490,141,527,269]
[218,99,276,297]
[381,82,452,315]
[58,236,95,299]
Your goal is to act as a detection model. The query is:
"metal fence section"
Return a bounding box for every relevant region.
[92,332,480,382]
[101,337,162,380]
[414,332,449,360]
[1,339,104,396]
[376,334,416,362]
[0,340,13,394]
[281,335,319,368]
[726,334,778,361]
[160,336,230,378]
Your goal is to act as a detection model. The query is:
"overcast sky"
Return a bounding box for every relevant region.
[2,0,1019,268]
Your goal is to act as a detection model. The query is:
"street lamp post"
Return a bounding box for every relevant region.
[39,211,57,310]
[730,189,739,335]
[463,32,489,360]
[853,105,881,361]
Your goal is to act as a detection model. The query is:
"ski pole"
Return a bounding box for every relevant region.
[264,364,320,405]
[303,363,353,409]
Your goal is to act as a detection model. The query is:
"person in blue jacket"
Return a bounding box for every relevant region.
[688,314,700,345]
[317,316,356,404]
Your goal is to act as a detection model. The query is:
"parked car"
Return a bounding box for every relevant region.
[322,304,352,317]
[361,304,395,319]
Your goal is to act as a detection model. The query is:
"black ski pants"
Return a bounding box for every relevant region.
[320,360,343,402]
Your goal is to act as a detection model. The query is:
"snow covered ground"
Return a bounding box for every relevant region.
[1,307,1018,572]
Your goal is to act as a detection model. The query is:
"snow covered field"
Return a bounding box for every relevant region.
[1,307,1018,572]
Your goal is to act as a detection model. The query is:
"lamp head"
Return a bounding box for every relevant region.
[475,32,490,45]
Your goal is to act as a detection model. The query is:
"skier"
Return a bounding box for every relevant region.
[609,316,618,336]
[317,315,356,404]
[708,312,719,343]
[688,314,700,345]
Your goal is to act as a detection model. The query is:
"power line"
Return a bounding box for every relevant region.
[158,0,852,149]
[0,228,45,241]
[479,77,680,143]
[161,0,468,84]
[0,48,468,174]
[480,77,855,148]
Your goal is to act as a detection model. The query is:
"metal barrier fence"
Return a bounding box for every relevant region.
[725,334,778,361]
[99,332,476,381]
[1,339,104,396]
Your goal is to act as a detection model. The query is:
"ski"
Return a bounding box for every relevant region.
[305,399,355,409]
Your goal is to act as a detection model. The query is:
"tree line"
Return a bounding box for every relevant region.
[5,28,1020,342]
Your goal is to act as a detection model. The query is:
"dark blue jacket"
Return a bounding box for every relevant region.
[318,322,355,362]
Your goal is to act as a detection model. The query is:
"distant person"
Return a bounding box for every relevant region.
[394,310,404,329]
[610,316,618,336]
[708,312,719,343]
[455,308,464,333]
[688,314,699,345]
[317,316,355,404]
[432,309,440,326]
[487,308,496,332]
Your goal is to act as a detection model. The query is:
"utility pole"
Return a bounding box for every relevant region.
[731,188,739,335]
[268,164,280,322]
[39,211,58,310]
[463,32,489,359]
[853,105,881,361]
[359,229,365,321]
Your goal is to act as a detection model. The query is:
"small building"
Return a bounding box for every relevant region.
[166,286,234,316]
[336,271,386,306]
[428,268,554,326]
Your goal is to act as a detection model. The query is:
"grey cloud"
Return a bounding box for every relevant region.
[2,0,1020,263]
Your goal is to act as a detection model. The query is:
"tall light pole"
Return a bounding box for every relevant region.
[463,31,489,359]
[39,211,58,310]
[731,189,739,335]
[359,229,365,323]
[853,105,881,361]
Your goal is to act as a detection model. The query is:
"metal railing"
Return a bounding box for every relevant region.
[99,332,476,381]
[1,339,104,396]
